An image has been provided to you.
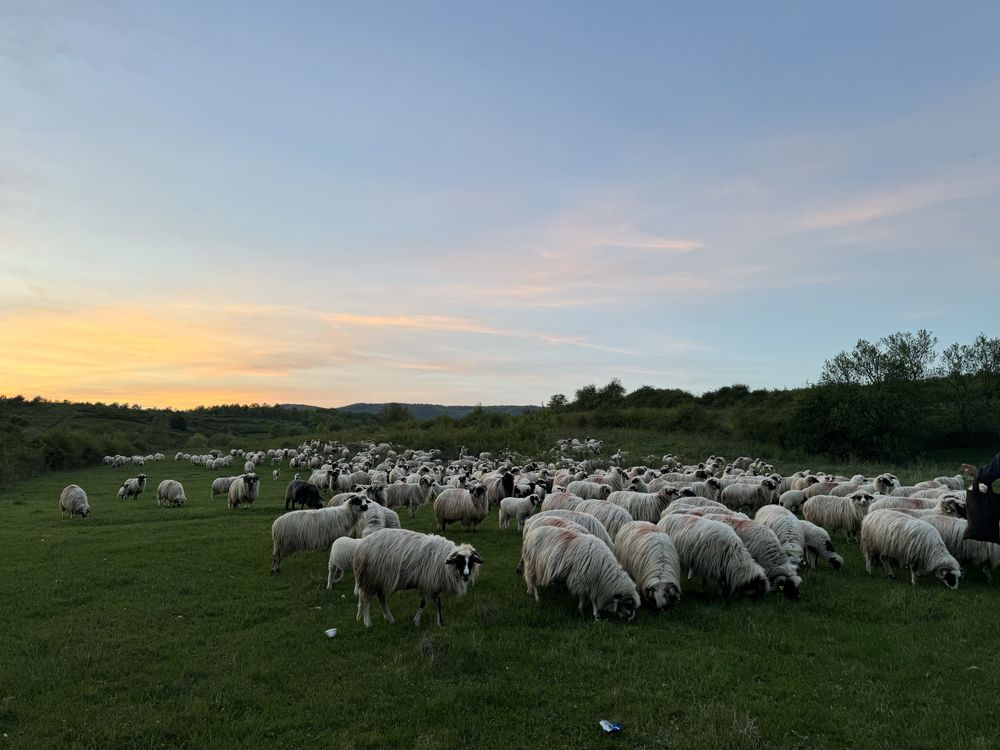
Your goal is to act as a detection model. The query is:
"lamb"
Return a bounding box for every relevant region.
[326,536,360,589]
[860,509,961,588]
[801,492,874,541]
[700,515,801,599]
[754,505,806,565]
[59,484,90,517]
[521,526,640,621]
[655,513,769,599]
[565,480,613,500]
[284,479,324,511]
[779,490,807,514]
[434,485,489,531]
[270,494,369,572]
[573,500,634,541]
[606,488,679,523]
[119,474,147,501]
[540,491,584,511]
[353,528,482,627]
[499,494,542,531]
[155,479,186,507]
[228,473,261,508]
[922,515,1000,581]
[384,477,433,517]
[523,510,614,550]
[720,479,779,512]
[799,520,844,570]
[211,476,237,498]
[613,521,682,612]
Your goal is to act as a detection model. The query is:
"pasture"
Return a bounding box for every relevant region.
[3,457,1000,749]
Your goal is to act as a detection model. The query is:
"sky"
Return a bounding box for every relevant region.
[1,1,999,408]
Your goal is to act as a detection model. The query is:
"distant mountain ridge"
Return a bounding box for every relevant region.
[333,402,541,420]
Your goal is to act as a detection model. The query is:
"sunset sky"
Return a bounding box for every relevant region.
[2,2,999,408]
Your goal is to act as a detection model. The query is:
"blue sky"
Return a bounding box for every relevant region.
[1,2,998,407]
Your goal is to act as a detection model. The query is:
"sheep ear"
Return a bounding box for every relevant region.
[470,552,484,565]
[445,552,461,565]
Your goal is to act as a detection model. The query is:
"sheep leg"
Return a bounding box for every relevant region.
[985,568,993,583]
[591,598,601,622]
[359,593,372,627]
[376,592,395,624]
[326,568,333,590]
[414,598,426,626]
[434,594,444,627]
[909,567,918,586]
[881,559,895,579]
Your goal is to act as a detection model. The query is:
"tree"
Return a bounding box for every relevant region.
[939,342,974,431]
[969,333,1000,406]
[573,384,599,410]
[380,403,413,424]
[597,378,626,405]
[547,393,567,409]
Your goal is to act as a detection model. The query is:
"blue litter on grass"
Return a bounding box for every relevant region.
[599,720,622,734]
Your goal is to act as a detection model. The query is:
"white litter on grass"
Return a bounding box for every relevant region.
[324,628,337,638]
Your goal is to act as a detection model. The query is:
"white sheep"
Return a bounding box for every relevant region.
[606,488,679,523]
[521,525,640,621]
[523,510,614,550]
[498,494,541,531]
[779,490,807,513]
[434,485,489,531]
[801,492,874,541]
[272,469,280,481]
[540,491,584,511]
[326,536,360,589]
[923,515,1000,581]
[228,473,260,508]
[701,514,801,599]
[753,505,806,565]
[119,474,147,501]
[244,460,256,473]
[211,476,237,498]
[613,521,681,612]
[720,479,779,512]
[156,479,186,507]
[353,528,482,627]
[270,494,369,572]
[358,501,402,538]
[869,495,965,518]
[655,513,769,598]
[384,478,433,517]
[860,509,961,588]
[573,499,634,541]
[59,485,90,517]
[565,480,613,500]
[799,520,844,570]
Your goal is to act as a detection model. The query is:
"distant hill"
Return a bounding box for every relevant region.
[335,403,541,421]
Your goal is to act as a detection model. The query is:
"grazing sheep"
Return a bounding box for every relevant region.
[565,480,613,500]
[923,515,1000,581]
[272,469,280,481]
[754,505,806,565]
[665,496,728,513]
[801,492,874,541]
[606,488,679,523]
[700,515,801,599]
[523,510,614,550]
[870,495,966,518]
[228,473,261,508]
[655,514,769,599]
[270,494,369,572]
[540,491,584,512]
[934,475,965,491]
[384,478,433,517]
[521,526,640,621]
[499,494,541,531]
[284,479,324,511]
[779,490,807,513]
[434,485,489,532]
[720,479,779,512]
[800,520,844,570]
[326,536,360,589]
[211,476,237,498]
[354,528,482,627]
[119,474,147,501]
[613,521,682,612]
[860,509,961,588]
[59,485,90,517]
[156,479,186,507]
[359,501,402,537]
[244,460,256,473]
[573,500,634,541]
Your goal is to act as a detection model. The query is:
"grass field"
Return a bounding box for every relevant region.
[3,456,1000,749]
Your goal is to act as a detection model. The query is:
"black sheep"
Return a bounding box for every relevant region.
[284,479,324,511]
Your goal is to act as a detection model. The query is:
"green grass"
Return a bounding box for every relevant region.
[3,456,1000,749]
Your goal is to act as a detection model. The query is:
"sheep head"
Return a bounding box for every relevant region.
[936,564,961,590]
[446,544,483,583]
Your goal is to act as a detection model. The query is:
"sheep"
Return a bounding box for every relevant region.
[359,501,402,537]
[155,479,186,507]
[326,536,360,589]
[521,526,639,621]
[860,509,961,588]
[665,495,728,513]
[59,485,90,517]
[800,520,844,570]
[499,494,541,531]
[565,480,613,500]
[484,471,516,508]
[353,528,482,627]
[272,469,280,481]
[803,481,841,499]
[573,500,634,541]
[870,495,966,518]
[540,491,584,511]
[606,488,679,523]
[384,477,433,517]
[922,515,1000,581]
[523,510,614,550]
[613,521,682,612]
[779,490,807,514]
[270,494,369,573]
[244,460,256,473]
[720,479,779,512]
[211,476,237,498]
[754,505,806,565]
[434,485,489,532]
[700,515,801,599]
[119,474,147,501]
[228,473,261,508]
[934,475,965,491]
[655,513,769,599]
[801,492,874,541]
[284,479,324,511]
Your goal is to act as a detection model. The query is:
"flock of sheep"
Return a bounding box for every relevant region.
[60,440,987,628]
